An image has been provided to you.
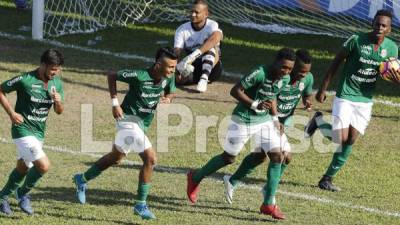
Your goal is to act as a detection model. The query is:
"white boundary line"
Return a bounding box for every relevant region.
[0,31,399,108]
[1,137,399,218]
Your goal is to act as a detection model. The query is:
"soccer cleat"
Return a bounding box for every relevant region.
[15,188,33,215]
[0,198,12,215]
[223,175,235,204]
[318,175,341,192]
[73,174,87,204]
[196,75,208,93]
[186,170,200,203]
[260,204,285,220]
[133,202,156,220]
[304,111,323,138]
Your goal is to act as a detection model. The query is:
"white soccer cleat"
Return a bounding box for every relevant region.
[196,75,208,93]
[223,175,235,204]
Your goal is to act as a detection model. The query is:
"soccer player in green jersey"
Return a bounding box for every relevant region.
[73,47,177,220]
[186,48,296,220]
[221,49,314,218]
[0,49,64,215]
[305,9,400,192]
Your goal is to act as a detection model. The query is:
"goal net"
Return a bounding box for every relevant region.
[42,0,400,42]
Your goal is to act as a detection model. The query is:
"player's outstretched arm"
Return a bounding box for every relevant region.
[316,49,348,103]
[0,87,23,124]
[107,70,124,120]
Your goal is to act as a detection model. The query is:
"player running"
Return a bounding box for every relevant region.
[0,49,64,215]
[73,47,177,220]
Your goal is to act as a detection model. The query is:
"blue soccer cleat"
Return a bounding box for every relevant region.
[0,197,12,215]
[73,174,87,204]
[15,188,33,215]
[133,202,156,220]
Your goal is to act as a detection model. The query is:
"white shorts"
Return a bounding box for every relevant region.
[223,119,287,156]
[332,97,373,135]
[13,136,45,168]
[114,121,152,154]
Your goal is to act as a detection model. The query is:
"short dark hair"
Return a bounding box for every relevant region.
[296,49,312,64]
[155,47,178,62]
[41,49,64,66]
[275,47,296,62]
[193,0,208,6]
[374,9,392,20]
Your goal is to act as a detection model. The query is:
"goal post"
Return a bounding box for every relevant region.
[32,0,45,40]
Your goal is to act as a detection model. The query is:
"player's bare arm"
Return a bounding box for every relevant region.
[302,94,313,111]
[316,49,348,103]
[0,86,24,124]
[230,82,254,108]
[199,31,223,54]
[160,93,176,104]
[51,88,64,114]
[107,70,123,120]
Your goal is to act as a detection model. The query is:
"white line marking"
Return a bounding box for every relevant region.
[1,136,399,218]
[0,31,399,108]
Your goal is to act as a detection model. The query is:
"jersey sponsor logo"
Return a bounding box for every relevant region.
[357,68,377,76]
[147,100,158,108]
[278,94,301,101]
[32,84,42,93]
[32,108,49,115]
[144,81,153,85]
[138,107,156,114]
[122,71,137,78]
[358,57,380,66]
[380,49,387,58]
[351,74,376,83]
[31,96,53,104]
[360,45,372,55]
[27,115,47,122]
[141,93,161,98]
[278,103,295,110]
[7,76,22,87]
[258,89,275,97]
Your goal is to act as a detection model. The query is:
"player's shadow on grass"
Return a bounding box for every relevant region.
[33,186,132,206]
[34,211,140,225]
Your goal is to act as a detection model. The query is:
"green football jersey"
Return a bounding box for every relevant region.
[277,73,313,118]
[232,66,290,124]
[116,69,176,132]
[336,33,398,102]
[0,71,64,141]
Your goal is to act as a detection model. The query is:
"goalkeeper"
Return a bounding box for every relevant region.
[174,0,223,93]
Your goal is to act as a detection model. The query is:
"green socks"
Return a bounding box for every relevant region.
[82,164,102,182]
[325,144,353,177]
[136,183,151,203]
[17,167,43,197]
[263,162,282,205]
[280,163,288,177]
[229,154,263,187]
[0,169,25,199]
[192,154,227,184]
